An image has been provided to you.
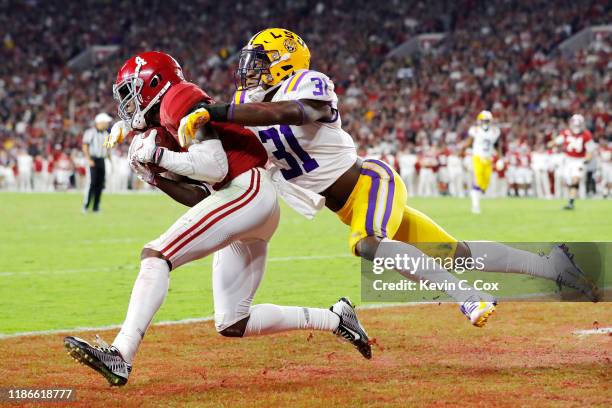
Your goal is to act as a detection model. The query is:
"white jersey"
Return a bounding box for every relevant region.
[237,69,357,193]
[469,125,500,159]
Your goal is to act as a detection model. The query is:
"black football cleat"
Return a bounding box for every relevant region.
[64,335,131,386]
[552,244,600,302]
[330,297,372,359]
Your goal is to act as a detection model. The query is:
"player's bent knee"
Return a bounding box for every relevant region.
[355,236,383,261]
[217,316,250,338]
[454,241,471,259]
[141,247,166,260]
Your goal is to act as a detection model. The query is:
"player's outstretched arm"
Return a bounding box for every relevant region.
[178,100,332,146]
[227,99,332,126]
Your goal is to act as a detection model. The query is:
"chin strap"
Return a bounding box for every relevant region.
[131,81,172,129]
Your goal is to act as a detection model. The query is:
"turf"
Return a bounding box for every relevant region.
[0,193,611,334]
[1,193,611,406]
[0,304,610,407]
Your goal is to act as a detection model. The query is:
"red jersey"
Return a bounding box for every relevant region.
[556,129,593,158]
[160,81,267,188]
[33,157,44,173]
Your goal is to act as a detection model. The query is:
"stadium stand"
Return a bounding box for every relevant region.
[0,0,610,196]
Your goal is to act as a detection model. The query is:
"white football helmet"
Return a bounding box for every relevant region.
[569,114,585,135]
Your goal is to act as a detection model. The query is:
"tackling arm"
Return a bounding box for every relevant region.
[227,99,333,126]
[180,100,332,140]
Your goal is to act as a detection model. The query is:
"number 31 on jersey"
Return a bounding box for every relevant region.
[258,125,319,180]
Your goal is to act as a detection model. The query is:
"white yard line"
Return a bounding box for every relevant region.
[0,254,354,277]
[572,327,612,337]
[0,303,424,340]
[1,298,609,340]
[0,317,215,340]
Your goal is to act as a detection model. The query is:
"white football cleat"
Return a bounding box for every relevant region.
[550,244,600,302]
[460,297,497,327]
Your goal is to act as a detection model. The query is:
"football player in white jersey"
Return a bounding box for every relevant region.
[463,111,501,213]
[179,28,600,327]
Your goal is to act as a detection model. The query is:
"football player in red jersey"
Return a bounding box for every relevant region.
[552,114,595,210]
[64,52,370,387]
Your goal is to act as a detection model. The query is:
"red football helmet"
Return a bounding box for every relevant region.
[113,51,185,130]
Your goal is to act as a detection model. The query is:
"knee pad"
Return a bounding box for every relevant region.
[355,236,382,261]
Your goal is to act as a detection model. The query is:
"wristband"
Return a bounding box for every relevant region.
[206,103,230,122]
[153,146,165,165]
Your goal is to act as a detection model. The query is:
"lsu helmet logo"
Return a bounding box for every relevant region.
[284,38,298,53]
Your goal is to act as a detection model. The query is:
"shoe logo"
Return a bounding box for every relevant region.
[343,326,360,340]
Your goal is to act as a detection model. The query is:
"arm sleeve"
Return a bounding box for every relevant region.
[158,139,228,184]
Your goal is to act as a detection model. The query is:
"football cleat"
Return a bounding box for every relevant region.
[551,244,600,302]
[330,297,372,359]
[64,335,131,386]
[563,203,574,210]
[460,297,497,327]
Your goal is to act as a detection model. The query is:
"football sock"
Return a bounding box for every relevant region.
[466,241,556,280]
[470,188,481,211]
[375,239,496,303]
[112,257,169,364]
[243,304,340,337]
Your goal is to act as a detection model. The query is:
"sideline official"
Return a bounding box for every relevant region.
[83,113,112,213]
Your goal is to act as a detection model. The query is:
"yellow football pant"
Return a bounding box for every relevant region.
[336,159,458,259]
[472,155,492,192]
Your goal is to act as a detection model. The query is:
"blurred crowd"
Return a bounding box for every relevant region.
[0,0,610,196]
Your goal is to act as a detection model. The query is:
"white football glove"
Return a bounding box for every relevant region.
[128,129,163,164]
[105,120,131,149]
[129,157,157,186]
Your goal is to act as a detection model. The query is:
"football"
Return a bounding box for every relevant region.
[142,127,182,174]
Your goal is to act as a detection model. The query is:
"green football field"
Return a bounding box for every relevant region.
[1,192,610,335]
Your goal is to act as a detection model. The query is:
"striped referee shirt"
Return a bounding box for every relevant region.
[82,128,108,158]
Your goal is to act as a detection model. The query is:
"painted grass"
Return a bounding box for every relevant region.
[0,303,609,407]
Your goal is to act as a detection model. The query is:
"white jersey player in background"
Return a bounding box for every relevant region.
[463,111,500,213]
[531,143,552,199]
[397,144,417,196]
[446,146,465,197]
[16,147,33,192]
